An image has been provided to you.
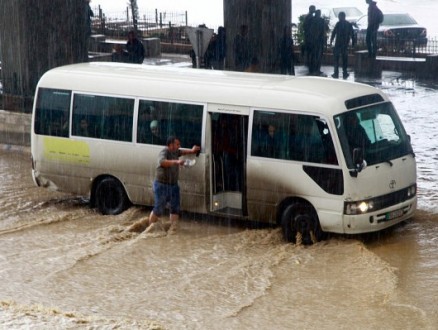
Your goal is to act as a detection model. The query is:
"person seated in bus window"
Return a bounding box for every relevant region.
[344,113,371,153]
[263,124,281,158]
[259,124,282,158]
[76,117,90,137]
[150,120,166,145]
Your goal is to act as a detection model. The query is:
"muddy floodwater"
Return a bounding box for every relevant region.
[1,73,438,329]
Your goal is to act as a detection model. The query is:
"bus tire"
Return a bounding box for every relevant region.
[94,177,129,215]
[281,202,323,245]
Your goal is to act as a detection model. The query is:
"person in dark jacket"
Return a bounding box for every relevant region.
[214,26,227,70]
[233,24,250,71]
[303,5,316,73]
[330,12,355,79]
[308,10,327,75]
[366,0,384,58]
[279,25,295,75]
[126,30,145,64]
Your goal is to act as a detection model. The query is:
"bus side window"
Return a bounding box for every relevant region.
[106,99,134,142]
[34,88,71,138]
[294,116,326,163]
[176,104,203,147]
[252,111,337,165]
[137,100,203,147]
[73,94,134,141]
[251,111,289,160]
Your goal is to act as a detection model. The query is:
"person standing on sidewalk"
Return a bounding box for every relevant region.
[308,10,327,76]
[330,11,355,79]
[233,24,251,71]
[279,24,295,75]
[365,0,384,59]
[126,30,145,64]
[145,136,200,234]
[303,5,316,74]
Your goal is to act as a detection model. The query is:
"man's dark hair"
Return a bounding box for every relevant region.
[166,136,178,146]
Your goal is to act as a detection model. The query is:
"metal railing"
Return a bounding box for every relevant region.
[93,7,438,57]
[91,5,190,43]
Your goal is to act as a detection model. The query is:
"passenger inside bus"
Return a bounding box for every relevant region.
[343,112,371,153]
[149,120,166,145]
[253,124,283,158]
[76,117,90,137]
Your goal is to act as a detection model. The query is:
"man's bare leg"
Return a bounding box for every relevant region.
[145,211,163,233]
[168,213,179,234]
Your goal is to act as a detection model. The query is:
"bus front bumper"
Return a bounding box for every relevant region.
[342,198,417,234]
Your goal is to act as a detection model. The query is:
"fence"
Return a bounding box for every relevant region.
[92,6,438,57]
[91,5,191,44]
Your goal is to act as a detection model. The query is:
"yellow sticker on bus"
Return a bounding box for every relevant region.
[43,137,90,164]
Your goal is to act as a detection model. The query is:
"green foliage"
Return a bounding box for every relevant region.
[295,14,331,46]
[295,14,306,46]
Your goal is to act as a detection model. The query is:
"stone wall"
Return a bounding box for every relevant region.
[0,110,31,147]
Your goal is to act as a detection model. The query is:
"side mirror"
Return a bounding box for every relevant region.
[353,148,366,172]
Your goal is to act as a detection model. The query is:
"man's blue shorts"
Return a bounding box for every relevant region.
[152,180,180,216]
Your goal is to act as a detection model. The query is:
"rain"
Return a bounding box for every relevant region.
[0,0,437,329]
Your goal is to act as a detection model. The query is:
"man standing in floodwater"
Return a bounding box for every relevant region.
[366,0,384,58]
[330,11,355,79]
[145,136,200,234]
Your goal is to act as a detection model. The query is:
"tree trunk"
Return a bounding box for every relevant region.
[0,0,88,112]
[224,0,291,73]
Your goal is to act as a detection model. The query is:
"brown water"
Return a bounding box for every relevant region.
[0,146,437,329]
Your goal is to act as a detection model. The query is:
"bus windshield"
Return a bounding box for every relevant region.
[335,102,413,168]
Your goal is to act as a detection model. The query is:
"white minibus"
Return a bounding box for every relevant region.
[31,62,417,244]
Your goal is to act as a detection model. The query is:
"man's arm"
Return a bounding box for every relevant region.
[180,145,201,156]
[330,24,338,45]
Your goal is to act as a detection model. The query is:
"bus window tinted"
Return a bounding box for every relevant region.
[251,110,338,165]
[137,99,203,147]
[34,88,71,137]
[72,94,134,142]
[335,103,413,167]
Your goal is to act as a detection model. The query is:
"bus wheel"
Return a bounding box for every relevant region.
[281,202,322,245]
[94,177,129,215]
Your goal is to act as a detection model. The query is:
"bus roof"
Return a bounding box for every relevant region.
[37,62,388,116]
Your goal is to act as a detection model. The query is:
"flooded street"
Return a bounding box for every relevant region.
[1,74,438,329]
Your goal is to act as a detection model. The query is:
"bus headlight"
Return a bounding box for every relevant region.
[344,185,415,216]
[407,185,416,197]
[345,200,374,215]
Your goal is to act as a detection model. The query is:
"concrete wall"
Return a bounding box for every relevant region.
[0,110,31,147]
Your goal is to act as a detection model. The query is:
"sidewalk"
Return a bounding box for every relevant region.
[145,53,358,81]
